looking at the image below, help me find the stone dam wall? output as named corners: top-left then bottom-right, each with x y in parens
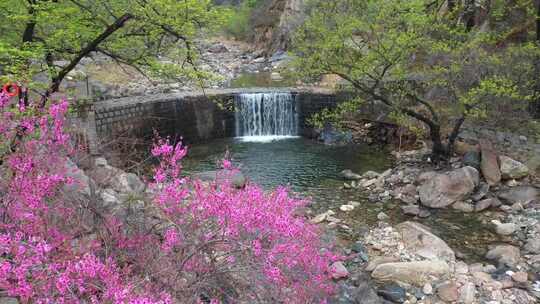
top-left (88, 88), bottom-right (349, 145)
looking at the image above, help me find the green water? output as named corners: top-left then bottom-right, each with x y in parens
top-left (228, 71), bottom-right (297, 88)
top-left (183, 137), bottom-right (498, 262)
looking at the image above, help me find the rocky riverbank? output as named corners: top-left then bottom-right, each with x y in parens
top-left (317, 141), bottom-right (540, 303)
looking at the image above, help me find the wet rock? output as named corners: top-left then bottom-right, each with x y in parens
top-left (486, 245), bottom-right (521, 267)
top-left (499, 155), bottom-right (529, 180)
top-left (480, 141), bottom-right (501, 186)
top-left (418, 166), bottom-right (479, 208)
top-left (232, 172), bottom-right (247, 189)
top-left (335, 280), bottom-right (382, 304)
top-left (475, 197), bottom-right (497, 212)
top-left (377, 284), bottom-right (406, 303)
top-left (340, 204), bottom-right (355, 212)
top-left (463, 151), bottom-right (481, 170)
top-left (453, 201), bottom-right (475, 213)
top-left (330, 261), bottom-right (349, 279)
top-left (396, 221), bottom-right (455, 262)
top-left (371, 260), bottom-right (450, 286)
top-left (437, 281), bottom-right (459, 302)
top-left (401, 205), bottom-right (420, 216)
top-left (524, 238), bottom-right (540, 254)
top-left (491, 220), bottom-right (516, 236)
top-left (472, 182), bottom-right (490, 201)
top-left (310, 210), bottom-right (335, 224)
top-left (498, 186), bottom-right (539, 205)
top-left (340, 169), bottom-right (362, 180)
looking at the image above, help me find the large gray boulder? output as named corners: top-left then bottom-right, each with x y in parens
top-left (396, 221), bottom-right (455, 262)
top-left (418, 166), bottom-right (480, 208)
top-left (480, 141), bottom-right (501, 186)
top-left (371, 260), bottom-right (450, 286)
top-left (498, 186), bottom-right (539, 205)
top-left (485, 245), bottom-right (521, 267)
top-left (499, 155), bottom-right (529, 180)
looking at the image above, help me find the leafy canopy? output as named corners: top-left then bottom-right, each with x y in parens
top-left (293, 0), bottom-right (538, 139)
top-left (0, 0), bottom-right (228, 91)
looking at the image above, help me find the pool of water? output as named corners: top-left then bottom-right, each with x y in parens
top-left (227, 71), bottom-right (297, 88)
top-left (183, 137), bottom-right (498, 262)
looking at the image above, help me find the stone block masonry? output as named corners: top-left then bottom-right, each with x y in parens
top-left (89, 88), bottom-right (346, 145)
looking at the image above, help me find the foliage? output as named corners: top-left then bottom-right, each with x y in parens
top-left (293, 0), bottom-right (539, 158)
top-left (222, 0), bottom-right (261, 40)
top-left (0, 93), bottom-right (337, 302)
top-left (0, 0), bottom-right (228, 94)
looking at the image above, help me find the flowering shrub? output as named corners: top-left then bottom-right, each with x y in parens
top-left (0, 93), bottom-right (337, 303)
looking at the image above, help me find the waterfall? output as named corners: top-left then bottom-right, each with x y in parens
top-left (235, 92), bottom-right (299, 141)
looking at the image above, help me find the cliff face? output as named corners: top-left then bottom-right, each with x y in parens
top-left (250, 0), bottom-right (305, 54)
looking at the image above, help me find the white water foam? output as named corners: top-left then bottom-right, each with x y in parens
top-left (235, 135), bottom-right (300, 143)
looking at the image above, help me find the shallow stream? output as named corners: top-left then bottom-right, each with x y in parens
top-left (183, 137), bottom-right (499, 263)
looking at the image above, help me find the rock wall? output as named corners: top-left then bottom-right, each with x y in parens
top-left (90, 89), bottom-right (344, 144)
top-left (250, 0), bottom-right (305, 54)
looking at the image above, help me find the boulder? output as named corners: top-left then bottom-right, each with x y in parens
top-left (232, 172), bottom-right (247, 189)
top-left (480, 141), bottom-right (501, 186)
top-left (401, 205), bottom-right (420, 216)
top-left (498, 186), bottom-right (539, 205)
top-left (377, 284), bottom-right (406, 303)
top-left (418, 167), bottom-right (480, 208)
top-left (485, 245), bottom-right (520, 267)
top-left (463, 151), bottom-right (481, 170)
top-left (524, 238), bottom-right (540, 254)
top-left (330, 261), bottom-right (349, 279)
top-left (64, 158), bottom-right (92, 196)
top-left (491, 220), bottom-right (516, 236)
top-left (371, 260), bottom-right (450, 286)
top-left (475, 198), bottom-right (499, 212)
top-left (499, 155), bottom-right (529, 180)
top-left (340, 169), bottom-right (362, 180)
top-left (437, 281), bottom-right (459, 302)
top-left (396, 221), bottom-right (455, 262)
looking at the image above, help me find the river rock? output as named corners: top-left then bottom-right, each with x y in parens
top-left (340, 204), bottom-right (355, 212)
top-left (330, 261), bottom-right (349, 279)
top-left (340, 169), bottom-right (362, 180)
top-left (401, 205), bottom-right (420, 216)
top-left (480, 141), bottom-right (501, 186)
top-left (463, 151), bottom-right (481, 170)
top-left (458, 282), bottom-right (476, 304)
top-left (485, 245), bottom-right (520, 267)
top-left (491, 220), bottom-right (516, 236)
top-left (453, 201), bottom-right (475, 213)
top-left (499, 155), bottom-right (529, 179)
top-left (418, 166), bottom-right (479, 208)
top-left (472, 182), bottom-right (490, 201)
top-left (366, 256), bottom-right (400, 272)
top-left (396, 221), bottom-right (455, 261)
top-left (524, 238), bottom-right (540, 254)
top-left (232, 172), bottom-right (247, 189)
top-left (475, 198), bottom-right (497, 212)
top-left (336, 278), bottom-right (383, 304)
top-left (437, 281), bottom-right (459, 302)
top-left (511, 271), bottom-right (528, 283)
top-left (371, 260), bottom-right (450, 286)
top-left (498, 186), bottom-right (539, 205)
top-left (377, 284), bottom-right (406, 303)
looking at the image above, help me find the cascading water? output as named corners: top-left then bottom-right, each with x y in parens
top-left (235, 92), bottom-right (299, 142)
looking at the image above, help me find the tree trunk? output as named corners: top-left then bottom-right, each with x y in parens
top-left (42, 13), bottom-right (133, 105)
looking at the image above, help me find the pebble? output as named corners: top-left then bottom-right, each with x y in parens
top-left (377, 212), bottom-right (389, 221)
top-left (422, 283), bottom-right (433, 295)
top-left (340, 204), bottom-right (355, 212)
